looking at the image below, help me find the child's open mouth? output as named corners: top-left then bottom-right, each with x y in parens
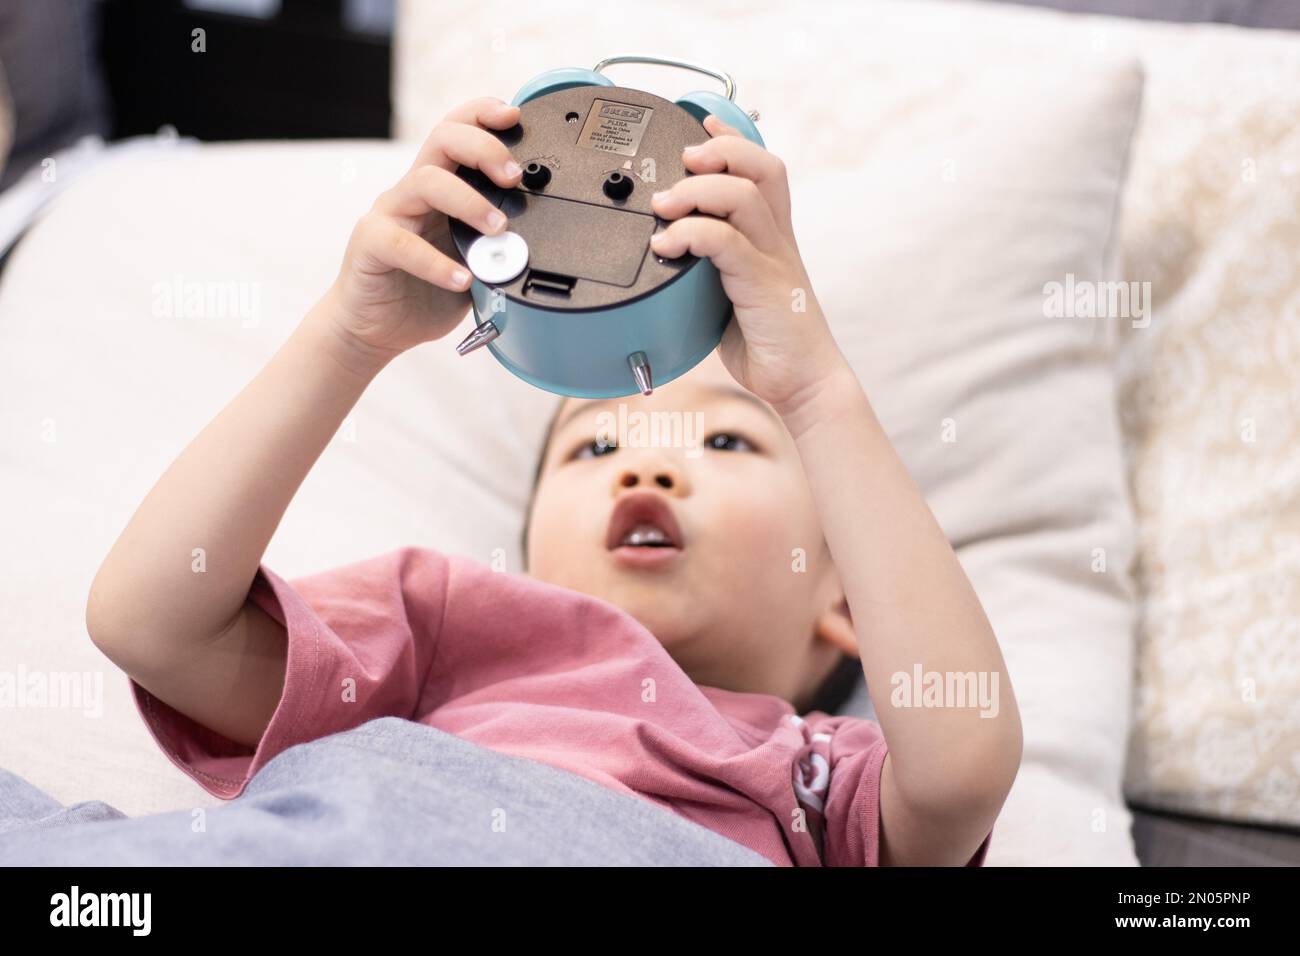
top-left (606, 492), bottom-right (685, 569)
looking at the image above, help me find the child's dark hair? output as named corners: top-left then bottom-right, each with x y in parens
top-left (520, 399), bottom-right (863, 717)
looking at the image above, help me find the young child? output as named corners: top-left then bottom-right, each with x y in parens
top-left (86, 96), bottom-right (1021, 867)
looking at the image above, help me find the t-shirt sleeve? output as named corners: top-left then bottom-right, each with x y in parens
top-left (129, 546), bottom-right (451, 800)
top-left (793, 714), bottom-right (993, 867)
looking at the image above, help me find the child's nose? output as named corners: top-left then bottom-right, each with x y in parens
top-left (614, 458), bottom-right (690, 496)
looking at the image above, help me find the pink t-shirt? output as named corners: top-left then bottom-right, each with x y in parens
top-left (130, 546), bottom-right (992, 867)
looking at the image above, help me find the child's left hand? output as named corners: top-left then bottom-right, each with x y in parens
top-left (649, 114), bottom-right (848, 417)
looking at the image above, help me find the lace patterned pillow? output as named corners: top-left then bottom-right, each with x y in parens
top-left (1115, 24), bottom-right (1300, 827)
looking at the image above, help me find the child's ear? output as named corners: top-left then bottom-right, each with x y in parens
top-left (815, 594), bottom-right (858, 657)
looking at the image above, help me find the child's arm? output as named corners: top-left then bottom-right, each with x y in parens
top-left (86, 96), bottom-right (525, 749)
top-left (87, 303), bottom-right (390, 748)
top-left (651, 114), bottom-right (1022, 865)
top-left (778, 367), bottom-right (1022, 866)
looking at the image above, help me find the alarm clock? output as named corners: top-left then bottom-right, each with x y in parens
top-left (449, 55), bottom-right (765, 398)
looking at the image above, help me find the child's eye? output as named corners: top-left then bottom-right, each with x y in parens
top-left (572, 439), bottom-right (618, 460)
top-left (568, 432), bottom-right (756, 459)
top-left (707, 432), bottom-right (755, 452)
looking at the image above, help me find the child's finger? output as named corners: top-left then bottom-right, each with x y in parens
top-left (356, 213), bottom-right (472, 292)
top-left (682, 136), bottom-right (794, 242)
top-left (377, 164), bottom-right (508, 237)
top-left (446, 96), bottom-right (520, 129)
top-left (441, 95), bottom-right (514, 121)
top-left (415, 121), bottom-right (522, 190)
top-left (651, 174), bottom-right (785, 255)
top-left (703, 113), bottom-right (743, 138)
top-left (650, 215), bottom-right (765, 280)
top-left (411, 100), bottom-right (522, 180)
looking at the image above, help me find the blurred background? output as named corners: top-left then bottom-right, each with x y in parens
top-left (5, 0), bottom-right (1300, 189)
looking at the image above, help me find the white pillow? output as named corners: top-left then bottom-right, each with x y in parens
top-left (0, 139), bottom-right (558, 817)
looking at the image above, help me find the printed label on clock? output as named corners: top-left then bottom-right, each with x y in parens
top-left (576, 99), bottom-right (654, 157)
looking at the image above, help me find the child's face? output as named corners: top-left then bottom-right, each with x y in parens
top-left (525, 350), bottom-right (857, 707)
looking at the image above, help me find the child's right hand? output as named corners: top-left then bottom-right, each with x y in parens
top-left (322, 96), bottom-right (524, 367)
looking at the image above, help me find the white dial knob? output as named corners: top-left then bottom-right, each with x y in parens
top-left (466, 230), bottom-right (529, 284)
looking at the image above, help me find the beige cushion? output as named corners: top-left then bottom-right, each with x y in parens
top-left (1106, 19), bottom-right (1300, 828)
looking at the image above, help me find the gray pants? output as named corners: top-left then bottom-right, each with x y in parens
top-left (0, 716), bottom-right (772, 866)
